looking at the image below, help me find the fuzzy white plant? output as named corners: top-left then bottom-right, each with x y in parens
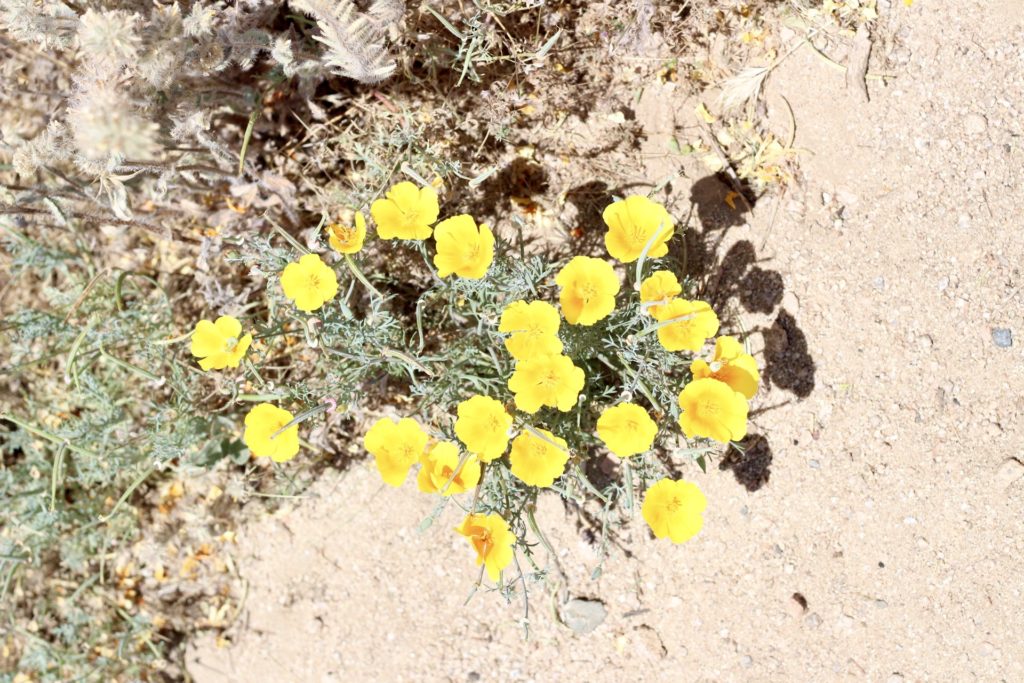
top-left (288, 0), bottom-right (404, 83)
top-left (0, 0), bottom-right (78, 49)
top-left (67, 75), bottom-right (159, 163)
top-left (77, 8), bottom-right (142, 71)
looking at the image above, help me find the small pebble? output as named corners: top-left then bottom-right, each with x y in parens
top-left (937, 276), bottom-right (949, 291)
top-left (740, 655), bottom-right (754, 668)
top-left (872, 276), bottom-right (886, 292)
top-left (804, 613), bottom-right (822, 628)
top-left (809, 459), bottom-right (821, 469)
top-left (964, 112), bottom-right (988, 135)
top-left (875, 600), bottom-right (888, 609)
top-left (996, 458), bottom-right (1024, 488)
top-left (992, 328), bottom-right (1013, 348)
top-left (561, 598), bottom-right (607, 634)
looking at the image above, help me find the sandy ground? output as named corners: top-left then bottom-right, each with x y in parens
top-left (187, 1), bottom-right (1024, 681)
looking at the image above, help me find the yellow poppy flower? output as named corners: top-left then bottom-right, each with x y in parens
top-left (417, 442), bottom-right (480, 495)
top-left (243, 403), bottom-right (300, 462)
top-left (596, 403), bottom-right (658, 457)
top-left (602, 195), bottom-right (674, 263)
top-left (555, 256), bottom-right (621, 326)
top-left (498, 300), bottom-right (563, 360)
top-left (455, 513), bottom-right (516, 582)
top-left (432, 214), bottom-right (494, 279)
top-left (677, 378), bottom-right (748, 443)
top-left (507, 354), bottom-right (585, 414)
top-left (509, 428), bottom-right (569, 487)
top-left (654, 299), bottom-right (720, 352)
top-left (454, 395), bottom-right (513, 462)
top-left (690, 336), bottom-right (760, 399)
top-left (326, 211), bottom-right (366, 254)
top-left (641, 478), bottom-right (707, 543)
top-left (189, 315), bottom-right (252, 371)
top-left (370, 181), bottom-right (439, 240)
top-left (639, 270), bottom-right (682, 318)
top-left (280, 253), bottom-right (339, 313)
top-left (363, 416), bottom-right (429, 486)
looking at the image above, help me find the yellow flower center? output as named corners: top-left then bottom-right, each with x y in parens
top-left (577, 281), bottom-right (598, 302)
top-left (473, 527), bottom-right (493, 555)
top-left (269, 418), bottom-right (288, 441)
top-left (307, 273), bottom-right (322, 291)
top-left (538, 369), bottom-right (562, 389)
top-left (629, 224), bottom-right (649, 244)
top-left (665, 495), bottom-right (683, 513)
top-left (698, 399), bottom-right (719, 416)
top-left (397, 206), bottom-right (420, 227)
top-left (332, 225), bottom-right (355, 245)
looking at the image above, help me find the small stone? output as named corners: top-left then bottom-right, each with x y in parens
top-left (740, 655), bottom-right (754, 668)
top-left (992, 328), bottom-right (1013, 348)
top-left (804, 613), bottom-right (822, 628)
top-left (872, 276), bottom-right (886, 292)
top-left (809, 459), bottom-right (821, 469)
top-left (996, 458), bottom-right (1024, 489)
top-left (781, 291), bottom-right (801, 313)
top-left (937, 276), bottom-right (949, 291)
top-left (836, 190), bottom-right (859, 206)
top-left (918, 334), bottom-right (933, 350)
top-left (467, 673), bottom-right (481, 683)
top-left (561, 598), bottom-right (607, 634)
top-left (964, 113), bottom-right (988, 135)
top-left (633, 625), bottom-right (667, 659)
top-left (875, 600), bottom-right (888, 609)
top-left (887, 676), bottom-right (905, 683)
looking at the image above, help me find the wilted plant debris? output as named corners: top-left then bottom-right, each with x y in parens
top-left (0, 0), bottom-right (842, 679)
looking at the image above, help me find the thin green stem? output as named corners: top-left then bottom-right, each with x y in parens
top-left (344, 254), bottom-right (383, 298)
top-left (573, 464), bottom-right (610, 503)
top-left (244, 358), bottom-right (265, 387)
top-left (236, 393), bottom-right (285, 402)
top-left (1, 414), bottom-right (97, 457)
top-left (381, 348), bottom-right (434, 377)
top-left (98, 344), bottom-right (163, 383)
top-left (622, 459), bottom-right (634, 517)
top-left (271, 401), bottom-right (332, 439)
top-left (267, 216), bottom-right (309, 255)
top-left (99, 466), bottom-right (156, 523)
top-left (50, 443), bottom-right (67, 512)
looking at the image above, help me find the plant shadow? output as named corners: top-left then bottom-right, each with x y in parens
top-left (684, 174), bottom-right (816, 401)
top-left (719, 434), bottom-right (773, 492)
top-left (682, 174), bottom-right (816, 492)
